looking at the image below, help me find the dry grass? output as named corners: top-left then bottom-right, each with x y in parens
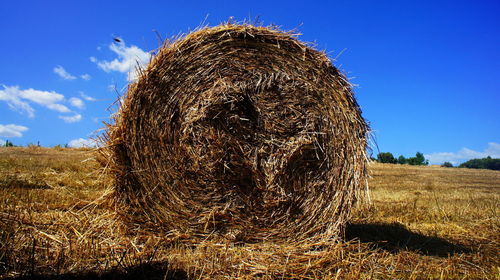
top-left (0, 147), bottom-right (499, 279)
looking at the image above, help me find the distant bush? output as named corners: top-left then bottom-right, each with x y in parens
top-left (407, 152), bottom-right (429, 166)
top-left (459, 156), bottom-right (500, 171)
top-left (3, 140), bottom-right (15, 147)
top-left (441, 162), bottom-right (453, 168)
top-left (397, 155), bottom-right (407, 164)
top-left (377, 152), bottom-right (397, 163)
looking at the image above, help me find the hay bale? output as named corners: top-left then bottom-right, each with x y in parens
top-left (101, 24), bottom-right (368, 242)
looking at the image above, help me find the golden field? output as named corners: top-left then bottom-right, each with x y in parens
top-left (0, 147), bottom-right (498, 279)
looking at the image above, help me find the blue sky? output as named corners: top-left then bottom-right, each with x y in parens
top-left (0, 0), bottom-right (498, 165)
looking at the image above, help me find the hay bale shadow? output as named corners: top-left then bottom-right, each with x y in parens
top-left (3, 262), bottom-right (187, 280)
top-left (345, 222), bottom-right (471, 257)
top-left (0, 177), bottom-right (51, 190)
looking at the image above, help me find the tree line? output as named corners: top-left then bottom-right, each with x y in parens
top-left (2, 140), bottom-right (51, 148)
top-left (457, 156), bottom-right (500, 170)
top-left (373, 152), bottom-right (429, 166)
top-left (373, 151), bottom-right (499, 171)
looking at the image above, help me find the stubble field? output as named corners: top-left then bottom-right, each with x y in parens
top-left (0, 147), bottom-right (498, 279)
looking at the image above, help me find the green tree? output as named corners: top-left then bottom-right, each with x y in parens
top-left (441, 162), bottom-right (453, 168)
top-left (407, 152), bottom-right (429, 166)
top-left (377, 152), bottom-right (397, 164)
top-left (397, 155), bottom-right (407, 164)
top-left (4, 140), bottom-right (14, 147)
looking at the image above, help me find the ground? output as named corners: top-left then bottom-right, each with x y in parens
top-left (0, 147), bottom-right (498, 279)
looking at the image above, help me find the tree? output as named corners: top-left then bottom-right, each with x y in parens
top-left (397, 155), bottom-right (407, 164)
top-left (417, 152), bottom-right (429, 165)
top-left (4, 140), bottom-right (14, 147)
top-left (377, 152), bottom-right (397, 164)
top-left (407, 152), bottom-right (429, 166)
top-left (441, 162), bottom-right (453, 168)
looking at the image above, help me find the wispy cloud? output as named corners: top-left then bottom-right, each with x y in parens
top-left (0, 124), bottom-right (28, 137)
top-left (59, 114), bottom-right (82, 123)
top-left (79, 91), bottom-right (96, 101)
top-left (69, 97), bottom-right (84, 109)
top-left (54, 66), bottom-right (91, 81)
top-left (68, 138), bottom-right (97, 148)
top-left (80, 74), bottom-right (91, 81)
top-left (425, 142), bottom-right (500, 165)
top-left (0, 87), bottom-right (34, 117)
top-left (107, 84), bottom-right (117, 92)
top-left (54, 65), bottom-right (77, 80)
top-left (47, 103), bottom-right (71, 113)
top-left (0, 85), bottom-right (71, 117)
top-left (91, 40), bottom-right (150, 81)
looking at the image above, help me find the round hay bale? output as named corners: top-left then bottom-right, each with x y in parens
top-left (101, 24), bottom-right (368, 242)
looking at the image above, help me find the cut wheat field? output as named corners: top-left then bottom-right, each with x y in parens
top-left (0, 147), bottom-right (498, 279)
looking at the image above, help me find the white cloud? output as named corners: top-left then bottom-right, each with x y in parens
top-left (80, 74), bottom-right (91, 81)
top-left (59, 114), bottom-right (82, 123)
top-left (79, 91), bottom-right (96, 101)
top-left (69, 97), bottom-right (84, 109)
top-left (425, 142), bottom-right (500, 165)
top-left (46, 103), bottom-right (71, 113)
top-left (54, 65), bottom-right (77, 80)
top-left (19, 88), bottom-right (65, 107)
top-left (0, 124), bottom-right (28, 137)
top-left (68, 138), bottom-right (97, 148)
top-left (0, 85), bottom-right (71, 117)
top-left (0, 87), bottom-right (34, 117)
top-left (92, 40), bottom-right (150, 81)
top-left (0, 139), bottom-right (5, 146)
